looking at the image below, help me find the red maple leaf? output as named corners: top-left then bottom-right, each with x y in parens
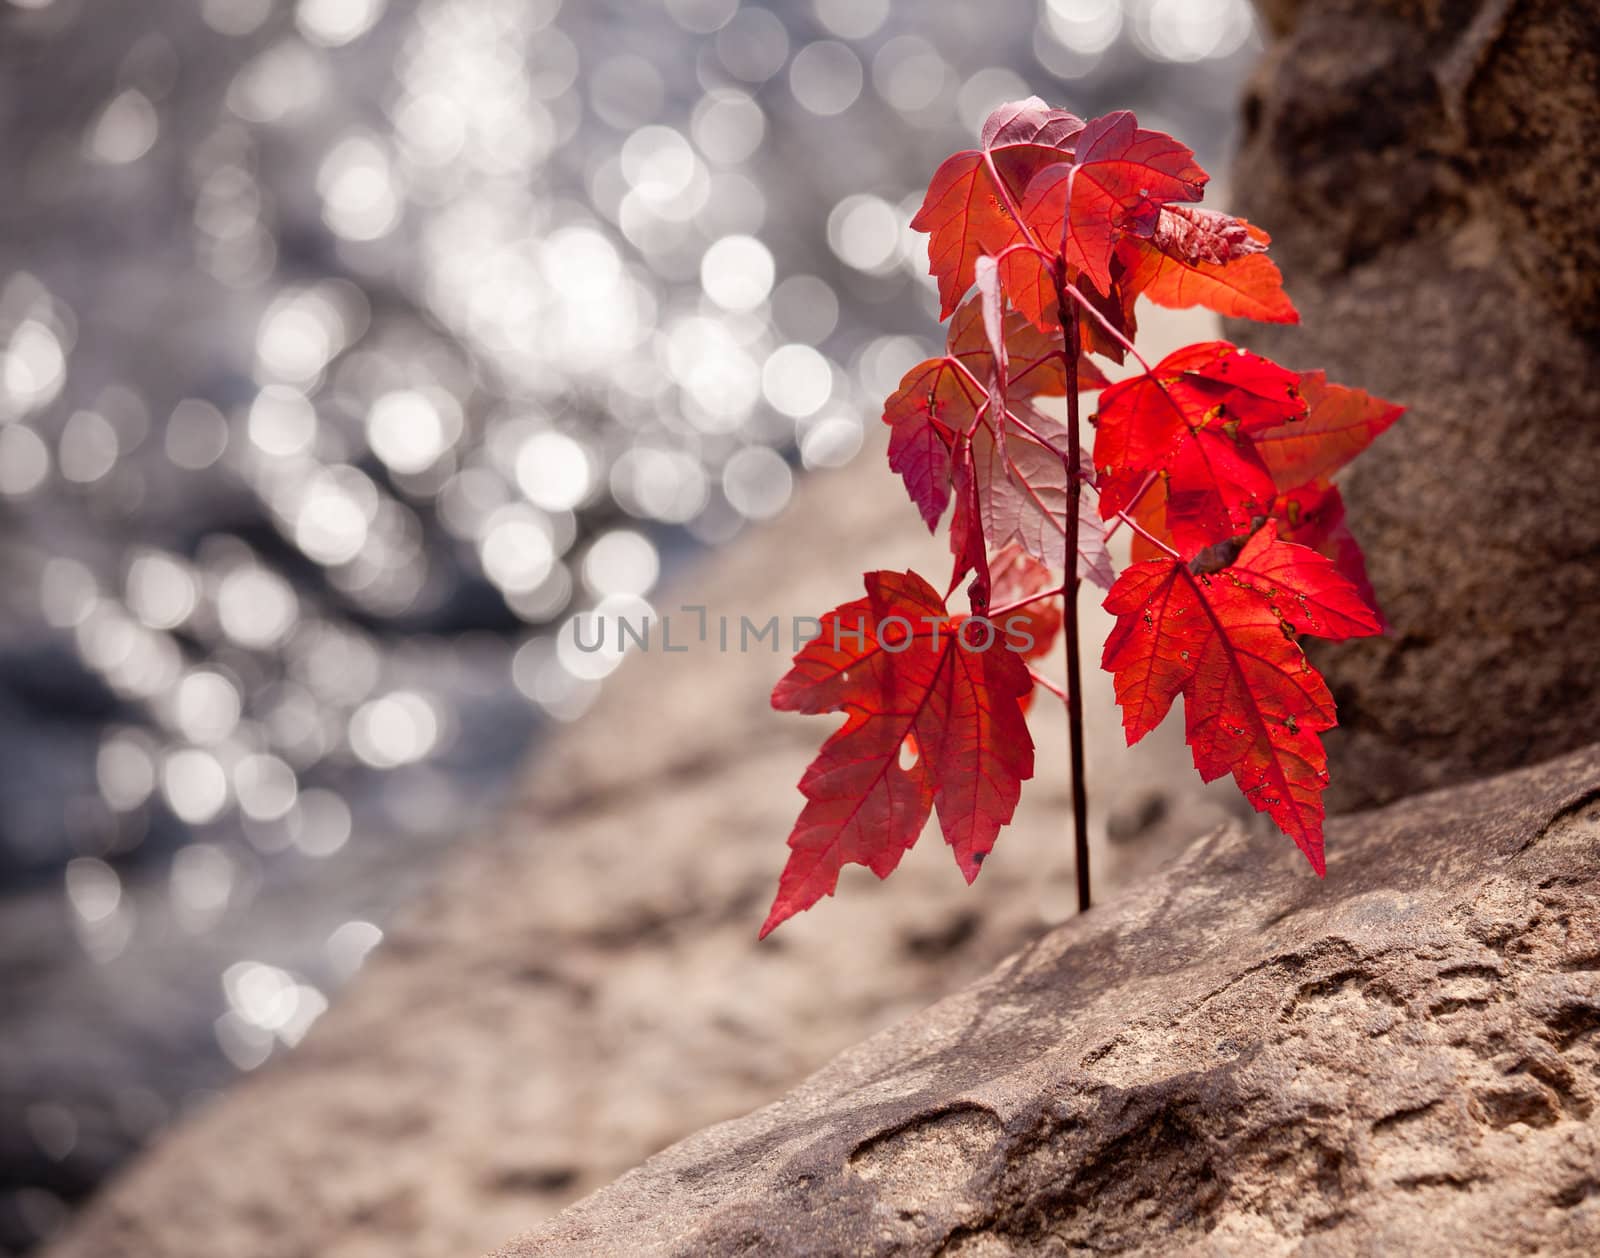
top-left (1255, 370), bottom-right (1405, 491)
top-left (1255, 371), bottom-right (1402, 621)
top-left (1270, 480), bottom-right (1385, 628)
top-left (911, 103), bottom-right (1250, 351)
top-left (948, 442), bottom-right (992, 609)
top-left (885, 293), bottom-right (1099, 530)
top-left (1113, 365), bottom-right (1401, 625)
top-left (909, 99), bottom-right (1085, 321)
top-left (882, 293), bottom-right (1110, 588)
top-left (1019, 111), bottom-right (1208, 297)
top-left (762, 570), bottom-right (1035, 937)
top-left (972, 398), bottom-right (1114, 588)
top-left (1094, 341), bottom-right (1305, 558)
top-left (884, 354), bottom-right (975, 532)
top-left (979, 97), bottom-right (1091, 148)
top-left (1101, 522), bottom-right (1380, 872)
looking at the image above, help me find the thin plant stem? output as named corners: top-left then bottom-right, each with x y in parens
top-left (1113, 509), bottom-right (1182, 559)
top-left (1055, 268), bottom-right (1093, 914)
top-left (1102, 470), bottom-right (1159, 539)
top-left (1028, 667), bottom-right (1068, 702)
top-left (987, 587), bottom-right (1061, 619)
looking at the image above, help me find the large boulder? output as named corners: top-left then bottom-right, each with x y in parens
top-left (502, 744), bottom-right (1600, 1257)
top-left (1228, 0), bottom-right (1600, 809)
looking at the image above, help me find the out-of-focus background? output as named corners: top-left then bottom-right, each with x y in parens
top-left (0, 0), bottom-right (1262, 1250)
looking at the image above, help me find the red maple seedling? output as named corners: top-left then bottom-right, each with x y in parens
top-left (761, 99), bottom-right (1402, 939)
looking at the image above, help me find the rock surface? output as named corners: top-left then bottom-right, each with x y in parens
top-left (502, 744), bottom-right (1600, 1257)
top-left (1228, 0), bottom-right (1600, 809)
top-left (43, 308), bottom-right (1232, 1258)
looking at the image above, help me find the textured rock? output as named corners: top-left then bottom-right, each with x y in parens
top-left (502, 744), bottom-right (1600, 1257)
top-left (42, 309), bottom-right (1228, 1258)
top-left (1228, 0), bottom-right (1600, 809)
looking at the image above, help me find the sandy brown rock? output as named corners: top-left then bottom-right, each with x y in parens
top-left (42, 310), bottom-right (1227, 1258)
top-left (502, 744), bottom-right (1600, 1258)
top-left (1228, 0), bottom-right (1600, 809)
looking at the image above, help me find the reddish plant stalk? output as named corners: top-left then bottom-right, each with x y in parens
top-left (1055, 268), bottom-right (1092, 912)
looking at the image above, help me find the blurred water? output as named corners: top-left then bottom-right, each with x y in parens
top-left (0, 0), bottom-right (1259, 1249)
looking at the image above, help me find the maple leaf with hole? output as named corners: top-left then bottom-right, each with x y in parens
top-left (1095, 341), bottom-right (1305, 559)
top-left (1019, 111), bottom-right (1208, 298)
top-left (762, 570), bottom-right (1034, 938)
top-left (1101, 522), bottom-right (1381, 872)
top-left (1115, 207), bottom-right (1299, 324)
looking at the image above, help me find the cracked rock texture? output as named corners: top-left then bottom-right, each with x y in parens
top-left (504, 745), bottom-right (1600, 1257)
top-left (1228, 0), bottom-right (1600, 809)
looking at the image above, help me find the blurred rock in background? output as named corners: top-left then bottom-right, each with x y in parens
top-left (1230, 0), bottom-right (1600, 810)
